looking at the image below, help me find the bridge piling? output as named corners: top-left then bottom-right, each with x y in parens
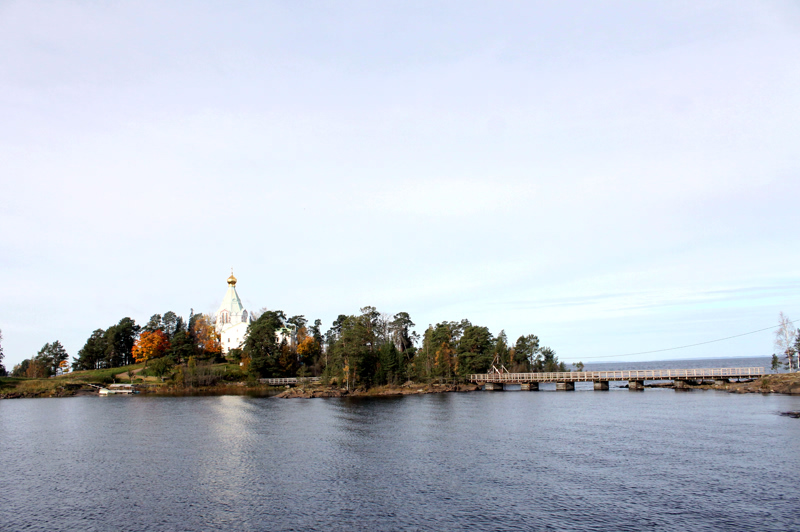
top-left (484, 382), bottom-right (504, 391)
top-left (520, 383), bottom-right (539, 391)
top-left (628, 380), bottom-right (645, 391)
top-left (556, 382), bottom-right (575, 391)
top-left (594, 381), bottom-right (609, 391)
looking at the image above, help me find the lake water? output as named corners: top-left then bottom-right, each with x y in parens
top-left (584, 355), bottom-right (777, 372)
top-left (2, 363), bottom-right (800, 531)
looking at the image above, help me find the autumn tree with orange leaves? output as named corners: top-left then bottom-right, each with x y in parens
top-left (132, 330), bottom-right (170, 366)
top-left (190, 314), bottom-right (221, 358)
top-left (296, 326), bottom-right (319, 368)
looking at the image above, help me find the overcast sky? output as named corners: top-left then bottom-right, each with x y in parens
top-left (2, 1), bottom-right (799, 369)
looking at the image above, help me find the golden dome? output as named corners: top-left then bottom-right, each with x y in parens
top-left (227, 270), bottom-right (237, 286)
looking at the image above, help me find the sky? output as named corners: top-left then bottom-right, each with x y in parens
top-left (1, 1), bottom-right (799, 369)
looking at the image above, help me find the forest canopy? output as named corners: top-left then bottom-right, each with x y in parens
top-left (16, 305), bottom-right (563, 390)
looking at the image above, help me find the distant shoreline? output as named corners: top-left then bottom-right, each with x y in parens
top-left (2, 373), bottom-right (800, 399)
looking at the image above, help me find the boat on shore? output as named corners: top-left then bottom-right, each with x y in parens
top-left (98, 384), bottom-right (137, 395)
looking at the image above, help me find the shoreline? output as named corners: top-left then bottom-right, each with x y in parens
top-left (2, 373), bottom-right (800, 399)
top-left (273, 382), bottom-right (481, 398)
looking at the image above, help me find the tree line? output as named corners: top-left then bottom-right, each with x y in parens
top-left (7, 311), bottom-right (800, 383)
top-left (7, 306), bottom-right (566, 389)
top-left (8, 310), bottom-right (221, 378)
top-left (9, 340), bottom-right (69, 378)
top-left (72, 311), bottom-right (221, 370)
top-left (240, 305), bottom-right (564, 390)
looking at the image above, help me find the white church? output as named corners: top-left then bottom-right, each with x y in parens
top-left (214, 270), bottom-right (296, 354)
top-left (215, 271), bottom-right (254, 353)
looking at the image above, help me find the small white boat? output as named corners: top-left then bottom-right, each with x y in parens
top-left (99, 386), bottom-right (136, 395)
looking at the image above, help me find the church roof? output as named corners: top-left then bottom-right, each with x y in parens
top-left (218, 285), bottom-right (245, 316)
top-left (217, 271), bottom-right (245, 317)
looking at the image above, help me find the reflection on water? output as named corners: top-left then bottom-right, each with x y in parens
top-left (2, 389), bottom-right (800, 531)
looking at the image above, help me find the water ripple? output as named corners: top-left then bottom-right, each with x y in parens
top-left (1, 391), bottom-right (800, 531)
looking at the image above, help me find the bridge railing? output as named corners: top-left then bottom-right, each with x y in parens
top-left (469, 367), bottom-right (765, 383)
top-left (259, 377), bottom-right (321, 386)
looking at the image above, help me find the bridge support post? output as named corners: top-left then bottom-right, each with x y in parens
top-left (556, 382), bottom-right (575, 391)
top-left (628, 380), bottom-right (645, 391)
top-left (520, 383), bottom-right (539, 391)
top-left (593, 381), bottom-right (609, 391)
top-left (673, 379), bottom-right (689, 389)
top-left (484, 382), bottom-right (504, 391)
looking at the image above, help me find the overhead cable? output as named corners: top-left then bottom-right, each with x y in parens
top-left (575, 318), bottom-right (799, 360)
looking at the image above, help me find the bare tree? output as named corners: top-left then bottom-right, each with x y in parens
top-left (0, 328), bottom-right (5, 376)
top-left (774, 312), bottom-right (797, 372)
top-left (378, 312), bottom-right (392, 345)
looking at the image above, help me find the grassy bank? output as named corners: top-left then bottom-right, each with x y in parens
top-left (1, 361), bottom-right (251, 398)
top-left (66, 363), bottom-right (144, 383)
top-left (0, 376), bottom-right (84, 398)
top-left (1, 363), bottom-right (147, 398)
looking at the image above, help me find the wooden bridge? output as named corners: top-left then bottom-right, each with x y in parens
top-left (259, 377), bottom-right (321, 386)
top-left (469, 367), bottom-right (766, 391)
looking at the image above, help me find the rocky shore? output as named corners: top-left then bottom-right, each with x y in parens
top-left (713, 373), bottom-right (800, 395)
top-left (274, 382), bottom-right (481, 399)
